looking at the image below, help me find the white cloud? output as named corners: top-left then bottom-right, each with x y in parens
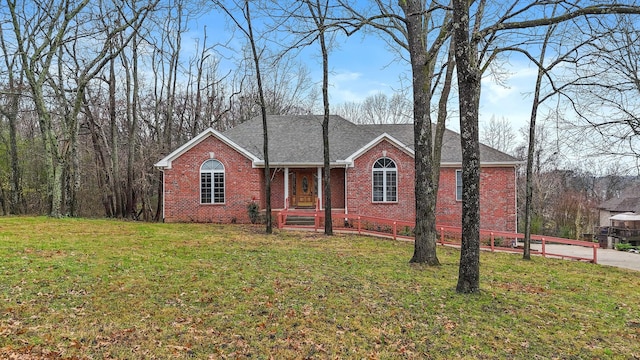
top-left (328, 69), bottom-right (397, 104)
top-left (479, 64), bottom-right (541, 139)
top-left (332, 70), bottom-right (363, 83)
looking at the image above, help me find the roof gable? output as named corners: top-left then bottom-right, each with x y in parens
top-left (343, 133), bottom-right (414, 164)
top-left (154, 128), bottom-right (260, 169)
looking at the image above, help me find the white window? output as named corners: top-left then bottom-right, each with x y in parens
top-left (201, 159), bottom-right (225, 204)
top-left (372, 157), bottom-right (397, 202)
top-left (456, 169), bottom-right (462, 201)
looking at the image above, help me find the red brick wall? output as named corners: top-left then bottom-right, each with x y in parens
top-left (479, 167), bottom-right (517, 232)
top-left (330, 168), bottom-right (346, 208)
top-left (345, 139), bottom-right (516, 232)
top-left (347, 141), bottom-right (416, 221)
top-left (436, 167), bottom-right (517, 232)
top-left (163, 135), bottom-right (517, 231)
top-left (269, 169), bottom-right (285, 209)
top-left (163, 135), bottom-right (262, 223)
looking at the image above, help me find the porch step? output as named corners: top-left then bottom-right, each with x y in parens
top-left (285, 215), bottom-right (316, 226)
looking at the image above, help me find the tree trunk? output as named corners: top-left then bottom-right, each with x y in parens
top-left (66, 123), bottom-right (80, 216)
top-left (524, 18), bottom-right (554, 260)
top-left (8, 117), bottom-right (23, 214)
top-left (6, 89), bottom-right (24, 215)
top-left (126, 32), bottom-right (140, 218)
top-left (453, 0), bottom-right (481, 293)
top-left (432, 43), bottom-right (456, 192)
top-left (109, 54), bottom-right (123, 217)
top-left (316, 0), bottom-right (333, 236)
top-left (401, 0), bottom-right (440, 266)
top-left (242, 0), bottom-right (272, 233)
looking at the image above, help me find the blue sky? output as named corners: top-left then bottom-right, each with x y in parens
top-left (318, 32), bottom-right (539, 136)
top-left (186, 4), bottom-right (541, 141)
top-left (174, 2), bottom-right (640, 172)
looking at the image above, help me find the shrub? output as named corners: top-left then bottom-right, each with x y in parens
top-left (400, 226), bottom-right (414, 236)
top-left (615, 243), bottom-right (635, 252)
top-left (247, 201), bottom-right (259, 224)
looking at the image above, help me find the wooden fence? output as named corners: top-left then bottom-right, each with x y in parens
top-left (277, 209), bottom-right (599, 264)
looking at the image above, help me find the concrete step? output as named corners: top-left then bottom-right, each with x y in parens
top-left (285, 215), bottom-right (316, 226)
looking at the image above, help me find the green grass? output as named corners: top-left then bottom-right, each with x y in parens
top-left (1, 217), bottom-right (639, 359)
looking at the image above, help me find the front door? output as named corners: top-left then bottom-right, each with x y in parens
top-left (290, 170), bottom-right (316, 207)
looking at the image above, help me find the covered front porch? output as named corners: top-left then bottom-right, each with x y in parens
top-left (273, 167), bottom-right (347, 212)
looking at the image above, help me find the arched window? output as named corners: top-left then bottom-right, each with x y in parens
top-left (201, 159), bottom-right (225, 204)
top-left (372, 157), bottom-right (397, 202)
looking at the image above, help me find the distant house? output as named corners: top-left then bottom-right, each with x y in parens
top-left (597, 183), bottom-right (640, 247)
top-left (155, 115), bottom-right (520, 231)
top-left (597, 183), bottom-right (640, 225)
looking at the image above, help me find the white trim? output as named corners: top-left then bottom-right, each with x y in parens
top-left (161, 169), bottom-right (165, 221)
top-left (284, 167), bottom-right (289, 208)
top-left (317, 167), bottom-right (322, 209)
top-left (253, 161), bottom-right (346, 167)
top-left (200, 159), bottom-right (226, 204)
top-left (344, 133), bottom-right (414, 165)
top-left (155, 127), bottom-right (260, 169)
top-left (513, 166), bottom-right (518, 230)
top-left (372, 157), bottom-right (398, 203)
top-left (344, 165), bottom-right (348, 215)
top-left (440, 161), bottom-right (522, 168)
top-left (455, 169), bottom-right (463, 202)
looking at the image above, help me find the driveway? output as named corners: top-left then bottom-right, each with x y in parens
top-left (530, 243), bottom-right (640, 271)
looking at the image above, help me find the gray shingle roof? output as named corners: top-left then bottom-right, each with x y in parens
top-left (221, 115), bottom-right (519, 165)
top-left (598, 183), bottom-right (640, 213)
top-left (359, 124), bottom-right (518, 164)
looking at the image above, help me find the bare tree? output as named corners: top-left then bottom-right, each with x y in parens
top-left (451, 0), bottom-right (640, 293)
top-left (452, 0), bottom-right (481, 293)
top-left (338, 0), bottom-right (456, 266)
top-left (480, 115), bottom-right (516, 155)
top-left (215, 0), bottom-right (273, 233)
top-left (334, 92), bottom-right (412, 124)
top-left (565, 15), bottom-right (640, 163)
top-left (0, 22), bottom-right (25, 214)
top-left (299, 0), bottom-right (334, 235)
top-left (6, 0), bottom-right (155, 217)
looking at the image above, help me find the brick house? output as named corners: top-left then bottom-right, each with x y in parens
top-left (155, 115), bottom-right (520, 231)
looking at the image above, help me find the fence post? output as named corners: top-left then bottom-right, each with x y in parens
top-left (393, 221), bottom-right (397, 240)
top-left (491, 232), bottom-right (495, 252)
top-left (440, 227), bottom-right (444, 245)
top-left (358, 216), bottom-right (361, 235)
top-left (314, 213), bottom-right (318, 232)
top-left (541, 238), bottom-right (546, 258)
top-left (593, 244), bottom-right (598, 264)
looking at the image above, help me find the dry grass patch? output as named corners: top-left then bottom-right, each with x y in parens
top-left (0, 217), bottom-right (639, 359)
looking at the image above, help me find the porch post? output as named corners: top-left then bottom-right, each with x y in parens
top-left (344, 165), bottom-right (348, 215)
top-left (284, 167), bottom-right (289, 209)
top-left (317, 166), bottom-right (322, 209)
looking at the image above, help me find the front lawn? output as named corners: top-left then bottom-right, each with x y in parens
top-left (1, 217), bottom-right (638, 358)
